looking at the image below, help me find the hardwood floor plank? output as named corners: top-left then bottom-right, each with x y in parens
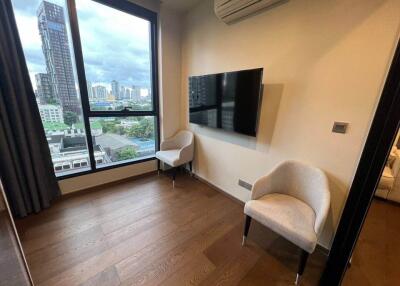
top-left (116, 198), bottom-right (240, 282)
top-left (79, 266), bottom-right (120, 286)
top-left (118, 209), bottom-right (240, 286)
top-left (159, 254), bottom-right (215, 286)
top-left (199, 244), bottom-right (260, 286)
top-left (27, 226), bottom-right (109, 284)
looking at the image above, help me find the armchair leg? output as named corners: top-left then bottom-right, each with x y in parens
top-left (242, 215), bottom-right (252, 246)
top-left (295, 250), bottom-right (309, 285)
top-left (172, 167), bottom-right (177, 188)
top-left (189, 161), bottom-right (193, 176)
top-left (157, 160), bottom-right (161, 176)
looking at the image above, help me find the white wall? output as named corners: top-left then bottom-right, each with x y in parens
top-left (181, 0), bottom-right (400, 248)
top-left (59, 0), bottom-right (184, 194)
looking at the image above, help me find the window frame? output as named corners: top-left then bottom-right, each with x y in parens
top-left (56, 0), bottom-right (160, 180)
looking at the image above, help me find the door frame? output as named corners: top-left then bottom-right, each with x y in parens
top-left (320, 38), bottom-right (400, 285)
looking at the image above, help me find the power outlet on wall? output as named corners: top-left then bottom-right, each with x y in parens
top-left (238, 179), bottom-right (252, 191)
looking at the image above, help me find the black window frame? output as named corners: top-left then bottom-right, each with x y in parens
top-left (56, 0), bottom-right (160, 180)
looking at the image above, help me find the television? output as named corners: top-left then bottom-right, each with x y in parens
top-left (189, 68), bottom-right (263, 137)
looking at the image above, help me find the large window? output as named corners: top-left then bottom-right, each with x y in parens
top-left (11, 0), bottom-right (159, 178)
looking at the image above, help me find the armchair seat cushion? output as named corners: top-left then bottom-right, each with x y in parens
top-left (378, 166), bottom-right (394, 190)
top-left (156, 149), bottom-right (182, 167)
top-left (244, 193), bottom-right (317, 253)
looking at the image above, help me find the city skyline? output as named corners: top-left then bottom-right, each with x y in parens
top-left (12, 0), bottom-right (152, 91)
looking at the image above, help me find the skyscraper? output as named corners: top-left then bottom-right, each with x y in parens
top-left (35, 73), bottom-right (53, 104)
top-left (93, 85), bottom-right (107, 100)
top-left (120, 86), bottom-right (125, 100)
top-left (125, 88), bottom-right (131, 100)
top-left (111, 80), bottom-right (119, 99)
top-left (87, 80), bottom-right (93, 99)
top-left (131, 85), bottom-right (141, 101)
top-left (37, 1), bottom-right (79, 114)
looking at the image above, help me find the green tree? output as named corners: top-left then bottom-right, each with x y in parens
top-left (116, 146), bottom-right (137, 161)
top-left (63, 111), bottom-right (78, 126)
top-left (126, 118), bottom-right (153, 139)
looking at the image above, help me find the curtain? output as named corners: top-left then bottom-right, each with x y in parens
top-left (0, 0), bottom-right (61, 217)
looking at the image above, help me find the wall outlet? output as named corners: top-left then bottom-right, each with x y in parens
top-left (238, 179), bottom-right (252, 191)
top-left (332, 122), bottom-right (349, 134)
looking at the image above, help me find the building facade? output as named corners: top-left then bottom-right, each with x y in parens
top-left (92, 85), bottom-right (107, 100)
top-left (35, 73), bottom-right (53, 104)
top-left (37, 1), bottom-right (80, 114)
top-left (39, 104), bottom-right (64, 123)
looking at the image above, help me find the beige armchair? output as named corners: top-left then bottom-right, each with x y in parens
top-left (243, 160), bottom-right (330, 285)
top-left (156, 130), bottom-right (194, 187)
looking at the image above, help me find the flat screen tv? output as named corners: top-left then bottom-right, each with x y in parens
top-left (189, 68), bottom-right (263, 136)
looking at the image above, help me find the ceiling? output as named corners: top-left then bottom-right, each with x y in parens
top-left (161, 0), bottom-right (201, 12)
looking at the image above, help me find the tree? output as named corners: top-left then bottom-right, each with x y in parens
top-left (116, 146), bottom-right (137, 161)
top-left (63, 111), bottom-right (78, 126)
top-left (126, 118), bottom-right (153, 139)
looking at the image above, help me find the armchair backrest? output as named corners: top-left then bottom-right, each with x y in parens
top-left (173, 130), bottom-right (194, 149)
top-left (252, 160), bottom-right (330, 235)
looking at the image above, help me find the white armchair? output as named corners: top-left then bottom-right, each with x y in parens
top-left (243, 160), bottom-right (330, 285)
top-left (156, 130), bottom-right (194, 187)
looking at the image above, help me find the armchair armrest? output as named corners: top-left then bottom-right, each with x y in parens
top-left (160, 137), bottom-right (178, 151)
top-left (251, 173), bottom-right (275, 200)
top-left (178, 142), bottom-right (194, 163)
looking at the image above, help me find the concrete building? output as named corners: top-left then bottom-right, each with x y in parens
top-left (86, 81), bottom-right (93, 99)
top-left (92, 85), bottom-right (107, 100)
top-left (37, 1), bottom-right (80, 114)
top-left (38, 104), bottom-right (64, 123)
top-left (111, 80), bottom-right (120, 99)
top-left (35, 73), bottom-right (53, 104)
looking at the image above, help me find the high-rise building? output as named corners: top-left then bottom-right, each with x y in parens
top-left (35, 73), bottom-right (54, 104)
top-left (111, 80), bottom-right (120, 99)
top-left (131, 85), bottom-right (141, 101)
top-left (87, 81), bottom-right (93, 99)
top-left (120, 86), bottom-right (125, 100)
top-left (92, 85), bottom-right (107, 100)
top-left (125, 88), bottom-right (131, 100)
top-left (37, 1), bottom-right (79, 114)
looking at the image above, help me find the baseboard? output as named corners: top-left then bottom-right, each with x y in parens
top-left (316, 244), bottom-right (330, 257)
top-left (193, 173), bottom-right (245, 206)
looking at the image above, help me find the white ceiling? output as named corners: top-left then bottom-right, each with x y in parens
top-left (161, 0), bottom-right (201, 12)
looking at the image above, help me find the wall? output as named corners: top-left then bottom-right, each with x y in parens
top-left (59, 0), bottom-right (184, 193)
top-left (159, 6), bottom-right (183, 139)
top-left (181, 0), bottom-right (400, 248)
top-left (58, 160), bottom-right (156, 194)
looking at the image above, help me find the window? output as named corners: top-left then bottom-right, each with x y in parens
top-left (11, 0), bottom-right (159, 178)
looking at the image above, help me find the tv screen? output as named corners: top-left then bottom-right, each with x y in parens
top-left (189, 68), bottom-right (263, 136)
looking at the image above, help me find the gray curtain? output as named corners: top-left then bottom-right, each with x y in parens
top-left (0, 0), bottom-right (61, 217)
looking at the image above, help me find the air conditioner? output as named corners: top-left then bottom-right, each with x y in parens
top-left (214, 0), bottom-right (284, 24)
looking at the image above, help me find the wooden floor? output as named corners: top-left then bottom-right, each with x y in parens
top-left (0, 212), bottom-right (30, 286)
top-left (16, 173), bottom-right (326, 286)
top-left (342, 199), bottom-right (400, 286)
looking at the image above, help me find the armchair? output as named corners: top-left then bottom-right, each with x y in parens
top-left (156, 130), bottom-right (194, 187)
top-left (243, 160), bottom-right (330, 285)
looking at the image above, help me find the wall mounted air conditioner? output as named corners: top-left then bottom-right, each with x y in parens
top-left (214, 0), bottom-right (285, 24)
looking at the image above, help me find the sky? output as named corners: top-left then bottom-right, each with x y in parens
top-left (12, 0), bottom-right (152, 91)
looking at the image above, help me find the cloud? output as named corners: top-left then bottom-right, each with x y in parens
top-left (12, 0), bottom-right (152, 91)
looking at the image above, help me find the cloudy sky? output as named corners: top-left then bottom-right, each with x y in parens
top-left (12, 0), bottom-right (152, 91)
